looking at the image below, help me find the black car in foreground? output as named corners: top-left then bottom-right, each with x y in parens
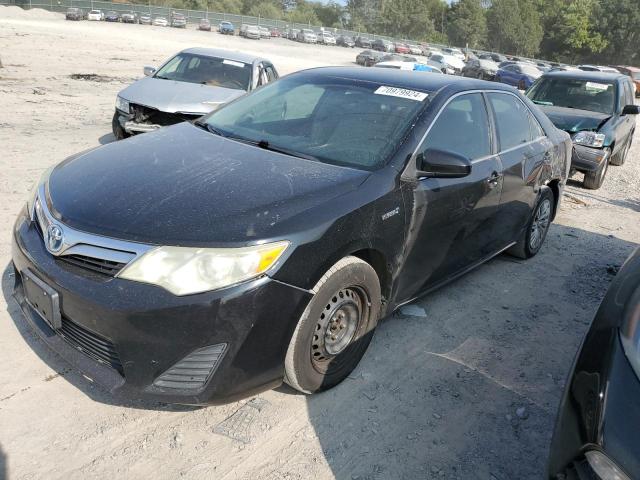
top-left (12, 68), bottom-right (570, 405)
top-left (527, 71), bottom-right (638, 189)
top-left (548, 247), bottom-right (640, 480)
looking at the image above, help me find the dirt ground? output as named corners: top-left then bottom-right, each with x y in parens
top-left (0, 7), bottom-right (639, 480)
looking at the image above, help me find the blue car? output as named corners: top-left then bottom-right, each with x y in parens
top-left (495, 63), bottom-right (542, 90)
top-left (219, 21), bottom-right (234, 35)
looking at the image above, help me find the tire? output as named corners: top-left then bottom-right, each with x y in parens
top-left (507, 188), bottom-right (554, 259)
top-left (583, 156), bottom-right (609, 189)
top-left (284, 256), bottom-right (381, 394)
top-left (518, 79), bottom-right (526, 90)
top-left (112, 111), bottom-right (130, 140)
top-left (609, 134), bottom-right (632, 166)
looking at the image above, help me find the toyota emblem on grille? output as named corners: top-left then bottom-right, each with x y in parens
top-left (46, 224), bottom-right (64, 253)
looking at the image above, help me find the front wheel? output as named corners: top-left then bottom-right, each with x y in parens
top-left (284, 256), bottom-right (381, 394)
top-left (609, 134), bottom-right (632, 166)
top-left (583, 156), bottom-right (609, 189)
top-left (112, 111), bottom-right (130, 140)
top-left (507, 189), bottom-right (554, 259)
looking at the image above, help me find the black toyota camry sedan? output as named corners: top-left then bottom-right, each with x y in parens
top-left (12, 68), bottom-right (571, 405)
top-left (548, 247), bottom-right (640, 480)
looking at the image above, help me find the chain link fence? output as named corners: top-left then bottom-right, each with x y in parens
top-left (1, 0), bottom-right (453, 48)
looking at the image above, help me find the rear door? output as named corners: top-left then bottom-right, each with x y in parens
top-left (486, 92), bottom-right (553, 243)
top-left (396, 92), bottom-right (504, 300)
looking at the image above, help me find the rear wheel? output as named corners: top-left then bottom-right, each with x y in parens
top-left (507, 189), bottom-right (554, 259)
top-left (583, 156), bottom-right (609, 189)
top-left (284, 256), bottom-right (381, 394)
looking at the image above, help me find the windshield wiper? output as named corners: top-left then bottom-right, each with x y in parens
top-left (193, 120), bottom-right (226, 137)
top-left (254, 139), bottom-right (321, 161)
top-left (532, 100), bottom-right (553, 106)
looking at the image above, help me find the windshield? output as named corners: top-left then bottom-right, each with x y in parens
top-left (527, 77), bottom-right (616, 114)
top-left (90, 10), bottom-right (100, 14)
top-left (203, 76), bottom-right (428, 170)
top-left (154, 53), bottom-right (252, 91)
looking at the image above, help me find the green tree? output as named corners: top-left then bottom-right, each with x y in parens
top-left (592, 0), bottom-right (640, 64)
top-left (286, 0), bottom-right (320, 24)
top-left (247, 1), bottom-right (283, 19)
top-left (487, 0), bottom-right (542, 56)
top-left (447, 0), bottom-right (487, 48)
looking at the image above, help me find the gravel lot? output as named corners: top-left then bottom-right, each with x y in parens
top-left (1, 7), bottom-right (639, 480)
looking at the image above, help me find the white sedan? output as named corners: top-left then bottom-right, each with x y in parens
top-left (152, 16), bottom-right (168, 27)
top-left (428, 53), bottom-right (465, 75)
top-left (87, 9), bottom-right (102, 21)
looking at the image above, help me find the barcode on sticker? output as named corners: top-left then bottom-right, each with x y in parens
top-left (374, 86), bottom-right (428, 101)
top-left (223, 59), bottom-right (245, 68)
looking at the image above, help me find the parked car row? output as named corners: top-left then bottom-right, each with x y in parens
top-left (72, 8), bottom-right (187, 27)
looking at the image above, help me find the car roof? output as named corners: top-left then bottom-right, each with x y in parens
top-left (180, 47), bottom-right (266, 64)
top-left (616, 65), bottom-right (640, 72)
top-left (542, 70), bottom-right (627, 82)
top-left (294, 66), bottom-right (513, 93)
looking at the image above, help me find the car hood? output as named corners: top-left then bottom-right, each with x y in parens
top-left (119, 76), bottom-right (246, 115)
top-left (537, 105), bottom-right (610, 133)
top-left (47, 123), bottom-right (369, 245)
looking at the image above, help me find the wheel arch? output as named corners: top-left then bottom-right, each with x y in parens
top-left (546, 179), bottom-right (560, 221)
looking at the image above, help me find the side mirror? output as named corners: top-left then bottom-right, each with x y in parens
top-left (143, 66), bottom-right (156, 77)
top-left (622, 104), bottom-right (640, 115)
top-left (416, 148), bottom-right (472, 178)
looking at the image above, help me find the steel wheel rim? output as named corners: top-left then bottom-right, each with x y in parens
top-left (530, 198), bottom-right (551, 251)
top-left (311, 287), bottom-right (368, 368)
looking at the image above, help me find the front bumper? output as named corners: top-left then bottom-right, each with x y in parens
top-left (11, 210), bottom-right (312, 404)
top-left (114, 107), bottom-right (203, 135)
top-left (570, 145), bottom-right (610, 173)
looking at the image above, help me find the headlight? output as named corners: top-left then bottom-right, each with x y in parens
top-left (573, 131), bottom-right (605, 148)
top-left (115, 96), bottom-right (130, 114)
top-left (118, 241), bottom-right (290, 295)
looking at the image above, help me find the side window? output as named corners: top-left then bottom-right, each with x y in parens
top-left (488, 93), bottom-right (532, 150)
top-left (420, 93), bottom-right (491, 160)
top-left (265, 66), bottom-right (277, 82)
top-left (528, 112), bottom-right (545, 139)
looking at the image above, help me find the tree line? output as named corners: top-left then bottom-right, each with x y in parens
top-left (133, 0), bottom-right (639, 64)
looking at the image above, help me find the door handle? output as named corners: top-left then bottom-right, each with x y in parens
top-left (487, 171), bottom-right (501, 187)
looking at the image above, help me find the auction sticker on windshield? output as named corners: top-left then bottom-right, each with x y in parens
top-left (223, 59), bottom-right (245, 68)
top-left (585, 82), bottom-right (610, 92)
top-left (374, 86), bottom-right (428, 101)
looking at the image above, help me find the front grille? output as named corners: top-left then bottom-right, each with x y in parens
top-left (153, 344), bottom-right (227, 391)
top-left (59, 254), bottom-right (126, 276)
top-left (59, 317), bottom-right (123, 374)
top-left (130, 103), bottom-right (201, 126)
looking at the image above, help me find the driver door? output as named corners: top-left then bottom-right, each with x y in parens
top-left (396, 92), bottom-right (504, 301)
